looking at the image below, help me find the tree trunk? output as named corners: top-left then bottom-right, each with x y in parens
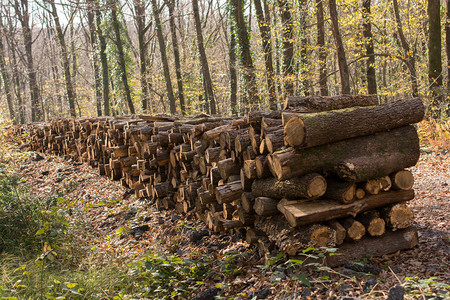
top-left (392, 0), bottom-right (418, 97)
top-left (94, 2), bottom-right (110, 116)
top-left (362, 0), bottom-right (377, 95)
top-left (87, 0), bottom-right (102, 116)
top-left (281, 189), bottom-right (414, 227)
top-left (14, 0), bottom-right (42, 121)
top-left (167, 0), bottom-right (186, 115)
top-left (110, 0), bottom-right (135, 114)
top-left (229, 23), bottom-right (238, 115)
top-left (134, 0), bottom-right (150, 113)
top-left (329, 0), bottom-right (351, 94)
top-left (192, 0), bottom-right (216, 114)
top-left (270, 125), bottom-right (420, 181)
top-left (283, 98), bottom-right (424, 148)
top-left (277, 0), bottom-right (295, 96)
top-left (316, 0), bottom-right (328, 96)
top-left (428, 0), bottom-right (443, 117)
top-left (230, 0), bottom-right (259, 111)
top-left (254, 0), bottom-right (276, 109)
top-left (0, 21), bottom-right (15, 122)
top-left (7, 30), bottom-right (24, 123)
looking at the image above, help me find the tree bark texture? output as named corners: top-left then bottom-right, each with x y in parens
top-left (316, 0), bottom-right (328, 96)
top-left (283, 94), bottom-right (378, 111)
top-left (284, 98), bottom-right (424, 149)
top-left (362, 0), bottom-right (377, 95)
top-left (271, 125), bottom-right (420, 181)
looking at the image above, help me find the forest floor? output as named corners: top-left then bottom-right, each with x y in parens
top-left (1, 140), bottom-right (449, 299)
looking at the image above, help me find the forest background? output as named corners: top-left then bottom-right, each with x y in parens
top-left (0, 0), bottom-right (448, 122)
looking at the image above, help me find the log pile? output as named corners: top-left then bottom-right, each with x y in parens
top-left (12, 96), bottom-right (424, 264)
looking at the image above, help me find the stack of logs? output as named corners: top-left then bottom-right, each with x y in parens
top-left (14, 95), bottom-right (424, 264)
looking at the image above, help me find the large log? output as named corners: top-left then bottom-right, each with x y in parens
top-left (270, 126), bottom-right (420, 181)
top-left (283, 94), bottom-right (378, 111)
top-left (284, 98), bottom-right (424, 148)
top-left (251, 173), bottom-right (327, 199)
top-left (280, 189), bottom-right (414, 227)
top-left (215, 181), bottom-right (243, 204)
top-left (256, 215), bottom-right (336, 256)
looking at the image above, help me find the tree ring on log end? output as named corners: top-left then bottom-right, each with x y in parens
top-left (284, 116), bottom-right (305, 147)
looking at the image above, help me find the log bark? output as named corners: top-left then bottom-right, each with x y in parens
top-left (252, 173), bottom-right (326, 199)
top-left (265, 128), bottom-right (285, 154)
top-left (271, 126), bottom-right (420, 181)
top-left (284, 98), bottom-right (424, 148)
top-left (256, 215), bottom-right (336, 255)
top-left (217, 158), bottom-right (240, 180)
top-left (255, 155), bottom-right (272, 178)
top-left (215, 181), bottom-right (243, 204)
top-left (281, 189), bottom-right (414, 227)
top-left (283, 94), bottom-right (378, 111)
top-left (324, 179), bottom-right (356, 203)
top-left (253, 197), bottom-right (280, 216)
top-left (241, 192), bottom-right (255, 213)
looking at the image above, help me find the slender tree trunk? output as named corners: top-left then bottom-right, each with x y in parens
top-left (94, 2), bottom-right (110, 116)
top-left (151, 0), bottom-right (176, 114)
top-left (7, 31), bottom-right (25, 123)
top-left (230, 0), bottom-right (259, 111)
top-left (13, 0), bottom-right (42, 121)
top-left (316, 0), bottom-right (328, 96)
top-left (277, 0), bottom-right (295, 96)
top-left (362, 0), bottom-right (377, 95)
top-left (167, 0), bottom-right (186, 115)
top-left (0, 21), bottom-right (15, 123)
top-left (192, 0), bottom-right (216, 114)
top-left (392, 0), bottom-right (418, 97)
top-left (87, 0), bottom-right (102, 116)
top-left (134, 0), bottom-right (150, 113)
top-left (46, 0), bottom-right (76, 117)
top-left (69, 9), bottom-right (78, 116)
top-left (447, 0), bottom-right (450, 115)
top-left (299, 0), bottom-right (310, 95)
top-left (254, 0), bottom-right (276, 110)
top-left (428, 0), bottom-right (442, 117)
top-left (329, 0), bottom-right (351, 94)
top-left (110, 0), bottom-right (135, 114)
top-left (229, 23), bottom-right (238, 115)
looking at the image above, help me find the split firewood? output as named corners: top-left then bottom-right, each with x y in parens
top-left (281, 190), bottom-right (415, 227)
top-left (215, 181), bottom-right (243, 204)
top-left (324, 179), bottom-right (356, 203)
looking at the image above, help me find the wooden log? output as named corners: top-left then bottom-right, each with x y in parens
top-left (241, 192), bottom-right (255, 213)
top-left (283, 94), bottom-right (379, 111)
top-left (235, 133), bottom-right (251, 154)
top-left (390, 170), bottom-right (414, 190)
top-left (223, 220), bottom-right (243, 230)
top-left (355, 188), bottom-right (366, 200)
top-left (322, 227), bottom-right (419, 268)
top-left (324, 179), bottom-right (356, 203)
top-left (265, 128), bottom-right (285, 154)
top-left (254, 197), bottom-right (280, 216)
top-left (270, 126), bottom-right (420, 181)
top-left (251, 173), bottom-right (327, 199)
top-left (339, 217), bottom-right (366, 241)
top-left (326, 220), bottom-right (346, 245)
top-left (363, 179), bottom-right (381, 195)
top-left (205, 146), bottom-right (221, 163)
top-left (256, 215), bottom-right (336, 256)
top-left (355, 210), bottom-right (386, 237)
top-left (255, 155), bottom-right (271, 179)
top-left (280, 189), bottom-right (414, 227)
top-left (215, 181), bottom-right (243, 204)
top-left (243, 160), bottom-right (257, 179)
top-left (217, 158), bottom-right (240, 180)
top-left (238, 207), bottom-right (256, 226)
top-left (380, 203), bottom-right (414, 231)
top-left (284, 98), bottom-right (424, 148)
top-left (240, 168), bottom-right (253, 192)
top-left (203, 124), bottom-right (235, 140)
top-left (379, 175), bottom-right (392, 192)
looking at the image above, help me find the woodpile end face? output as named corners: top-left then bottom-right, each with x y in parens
top-left (12, 96), bottom-right (424, 266)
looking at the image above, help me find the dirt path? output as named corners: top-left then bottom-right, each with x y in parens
top-left (16, 150), bottom-right (449, 299)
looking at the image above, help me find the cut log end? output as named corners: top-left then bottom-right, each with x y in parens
top-left (284, 116), bottom-right (305, 147)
